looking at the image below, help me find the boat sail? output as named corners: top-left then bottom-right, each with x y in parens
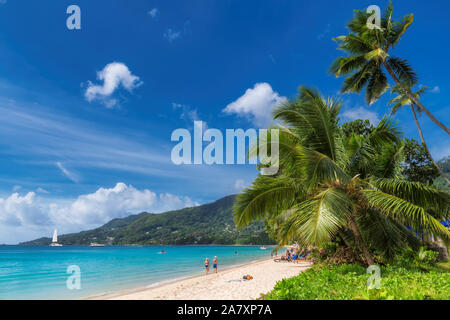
top-left (49, 229), bottom-right (62, 247)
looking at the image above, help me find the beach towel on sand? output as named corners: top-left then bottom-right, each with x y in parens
top-left (227, 275), bottom-right (253, 282)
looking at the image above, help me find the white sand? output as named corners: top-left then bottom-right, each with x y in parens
top-left (89, 259), bottom-right (311, 300)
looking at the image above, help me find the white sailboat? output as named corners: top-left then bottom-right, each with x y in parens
top-left (49, 229), bottom-right (63, 247)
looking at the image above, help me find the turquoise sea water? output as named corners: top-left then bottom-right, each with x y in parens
top-left (0, 245), bottom-right (273, 300)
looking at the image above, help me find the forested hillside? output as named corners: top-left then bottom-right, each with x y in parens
top-left (21, 195), bottom-right (274, 245)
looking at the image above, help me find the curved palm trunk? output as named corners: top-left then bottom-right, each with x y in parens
top-left (410, 105), bottom-right (450, 185)
top-left (348, 216), bottom-right (374, 266)
top-left (383, 61), bottom-right (450, 135)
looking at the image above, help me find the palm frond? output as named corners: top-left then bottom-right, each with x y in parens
top-left (389, 85), bottom-right (428, 116)
top-left (274, 87), bottom-right (341, 161)
top-left (363, 189), bottom-right (450, 240)
top-left (374, 142), bottom-right (404, 178)
top-left (279, 187), bottom-right (352, 245)
top-left (233, 175), bottom-right (305, 229)
top-left (329, 55), bottom-right (367, 76)
top-left (296, 145), bottom-right (351, 190)
top-left (388, 14), bottom-right (414, 48)
top-left (341, 61), bottom-right (376, 94)
top-left (347, 10), bottom-right (371, 34)
top-left (334, 34), bottom-right (373, 54)
top-left (345, 117), bottom-right (400, 177)
top-left (357, 208), bottom-right (420, 259)
top-left (386, 57), bottom-right (418, 86)
top-left (365, 67), bottom-right (389, 105)
top-left (369, 178), bottom-right (450, 218)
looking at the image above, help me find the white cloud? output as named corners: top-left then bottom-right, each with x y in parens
top-left (233, 179), bottom-right (248, 192)
top-left (12, 185), bottom-right (21, 191)
top-left (172, 102), bottom-right (208, 130)
top-left (0, 192), bottom-right (49, 227)
top-left (51, 182), bottom-right (158, 226)
top-left (52, 183), bottom-right (199, 228)
top-left (84, 62), bottom-right (142, 107)
top-left (163, 21), bottom-right (191, 42)
top-left (56, 162), bottom-right (78, 183)
top-left (223, 83), bottom-right (286, 127)
top-left (317, 23), bottom-right (331, 40)
top-left (148, 8), bottom-right (159, 19)
top-left (341, 106), bottom-right (380, 125)
top-left (0, 183), bottom-right (199, 243)
top-left (430, 86), bottom-right (440, 93)
top-left (36, 187), bottom-right (49, 194)
top-left (164, 29), bottom-right (181, 42)
top-left (158, 193), bottom-right (199, 212)
top-left (173, 102), bottom-right (199, 121)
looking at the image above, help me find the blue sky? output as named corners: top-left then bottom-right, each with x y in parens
top-left (0, 0), bottom-right (449, 243)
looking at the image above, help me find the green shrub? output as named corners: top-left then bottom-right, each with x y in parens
top-left (265, 263), bottom-right (450, 300)
top-left (391, 246), bottom-right (439, 270)
top-left (418, 247), bottom-right (439, 265)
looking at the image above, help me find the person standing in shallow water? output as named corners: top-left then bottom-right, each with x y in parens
top-left (212, 256), bottom-right (218, 273)
top-left (204, 258), bottom-right (210, 275)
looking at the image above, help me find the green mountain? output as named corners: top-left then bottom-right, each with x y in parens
top-left (20, 195), bottom-right (275, 246)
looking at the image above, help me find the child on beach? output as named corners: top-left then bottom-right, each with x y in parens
top-left (204, 258), bottom-right (210, 275)
top-left (213, 256), bottom-right (218, 273)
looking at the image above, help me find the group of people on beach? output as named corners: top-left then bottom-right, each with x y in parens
top-left (271, 246), bottom-right (312, 263)
top-left (283, 248), bottom-right (303, 263)
top-left (203, 256), bottom-right (218, 275)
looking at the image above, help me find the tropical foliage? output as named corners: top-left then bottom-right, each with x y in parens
top-left (402, 138), bottom-right (439, 185)
top-left (264, 259), bottom-right (450, 300)
top-left (329, 1), bottom-right (449, 134)
top-left (388, 85), bottom-right (450, 184)
top-left (233, 87), bottom-right (450, 265)
top-left (342, 119), bottom-right (374, 137)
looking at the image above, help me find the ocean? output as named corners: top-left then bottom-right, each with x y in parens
top-left (0, 245), bottom-right (273, 300)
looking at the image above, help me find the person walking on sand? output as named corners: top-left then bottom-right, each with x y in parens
top-left (212, 256), bottom-right (218, 273)
top-left (204, 258), bottom-right (210, 275)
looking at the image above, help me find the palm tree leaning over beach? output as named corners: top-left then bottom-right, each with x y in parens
top-left (388, 85), bottom-right (450, 185)
top-left (329, 1), bottom-right (449, 134)
top-left (233, 87), bottom-right (450, 266)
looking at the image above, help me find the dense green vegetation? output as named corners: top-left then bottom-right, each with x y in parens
top-left (243, 2), bottom-right (450, 301)
top-left (234, 86), bottom-right (449, 266)
top-left (21, 195), bottom-right (275, 246)
top-left (265, 249), bottom-right (449, 300)
top-left (234, 1), bottom-right (449, 265)
top-left (402, 138), bottom-right (439, 185)
top-left (341, 121), bottom-right (445, 187)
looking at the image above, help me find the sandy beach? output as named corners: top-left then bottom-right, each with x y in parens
top-left (89, 259), bottom-right (311, 300)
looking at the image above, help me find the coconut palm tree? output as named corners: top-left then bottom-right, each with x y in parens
top-left (389, 85), bottom-right (450, 184)
top-left (329, 2), bottom-right (449, 134)
top-left (233, 87), bottom-right (450, 265)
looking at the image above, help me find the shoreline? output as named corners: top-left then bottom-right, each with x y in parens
top-left (85, 257), bottom-right (271, 300)
top-left (10, 244), bottom-right (277, 247)
top-left (87, 258), bottom-right (311, 300)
